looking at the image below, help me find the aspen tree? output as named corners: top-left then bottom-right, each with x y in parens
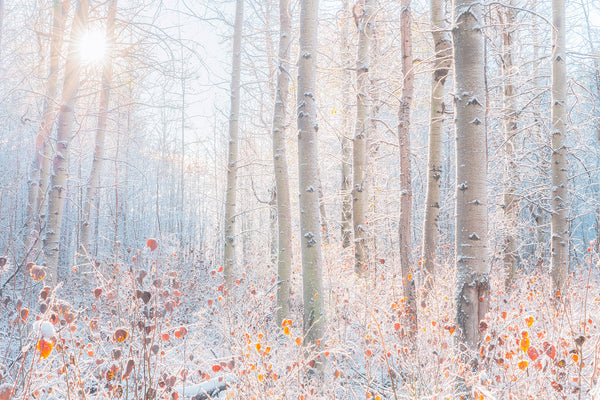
top-left (550, 0), bottom-right (568, 297)
top-left (43, 0), bottom-right (89, 281)
top-left (223, 0), bottom-right (243, 290)
top-left (421, 0), bottom-right (451, 290)
top-left (297, 0), bottom-right (325, 349)
top-left (79, 0), bottom-right (117, 270)
top-left (399, 0), bottom-right (416, 334)
top-left (272, 0), bottom-right (293, 325)
top-left (352, 0), bottom-right (372, 275)
top-left (499, 1), bottom-right (519, 288)
top-left (453, 0), bottom-right (489, 355)
top-left (340, 0), bottom-right (353, 250)
top-left (25, 0), bottom-right (70, 258)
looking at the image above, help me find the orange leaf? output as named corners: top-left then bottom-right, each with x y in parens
top-left (146, 238), bottom-right (158, 251)
top-left (161, 333), bottom-right (170, 341)
top-left (520, 337), bottom-right (530, 353)
top-left (20, 308), bottom-right (29, 322)
top-left (518, 360), bottom-right (528, 370)
top-left (365, 349), bottom-right (372, 357)
top-left (543, 342), bottom-right (556, 359)
top-left (30, 265), bottom-right (47, 281)
top-left (527, 346), bottom-right (539, 361)
top-left (212, 365), bottom-right (221, 372)
top-left (283, 326), bottom-right (290, 336)
top-left (572, 354), bottom-right (579, 363)
top-left (114, 328), bottom-right (128, 343)
top-left (123, 359), bottom-right (135, 379)
top-left (525, 316), bottom-right (534, 327)
top-left (37, 339), bottom-right (53, 359)
top-left (295, 337), bottom-right (302, 346)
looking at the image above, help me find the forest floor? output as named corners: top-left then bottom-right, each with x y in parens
top-left (1, 240), bottom-right (600, 399)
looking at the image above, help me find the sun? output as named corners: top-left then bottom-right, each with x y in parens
top-left (78, 30), bottom-right (107, 64)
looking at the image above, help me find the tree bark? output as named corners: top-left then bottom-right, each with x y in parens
top-left (340, 0), bottom-right (353, 250)
top-left (550, 0), bottom-right (568, 297)
top-left (297, 0), bottom-right (325, 350)
top-left (453, 0), bottom-right (489, 365)
top-left (399, 0), bottom-right (416, 335)
top-left (43, 0), bottom-right (88, 282)
top-left (318, 177), bottom-right (329, 244)
top-left (272, 0), bottom-right (292, 325)
top-left (223, 0), bottom-right (243, 290)
top-left (499, 2), bottom-right (519, 288)
top-left (421, 0), bottom-right (451, 292)
top-left (352, 0), bottom-right (372, 276)
top-left (79, 0), bottom-right (117, 271)
top-left (25, 0), bottom-right (70, 259)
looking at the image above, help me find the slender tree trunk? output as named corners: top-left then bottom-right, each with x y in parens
top-left (352, 0), bottom-right (372, 276)
top-left (340, 0), bottom-right (353, 250)
top-left (453, 0), bottom-right (489, 369)
top-left (367, 15), bottom-right (379, 261)
top-left (421, 0), bottom-right (451, 292)
top-left (25, 0), bottom-right (70, 258)
top-left (223, 0), bottom-right (243, 290)
top-left (273, 0), bottom-right (292, 325)
top-left (43, 0), bottom-right (88, 282)
top-left (529, 0), bottom-right (547, 263)
top-left (297, 0), bottom-right (325, 350)
top-left (550, 0), bottom-right (568, 297)
top-left (0, 0), bottom-right (4, 57)
top-left (499, 3), bottom-right (519, 288)
top-left (399, 0), bottom-right (416, 335)
top-left (318, 178), bottom-right (329, 244)
top-left (79, 0), bottom-right (117, 270)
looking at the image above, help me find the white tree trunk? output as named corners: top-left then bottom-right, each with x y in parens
top-left (79, 0), bottom-right (117, 271)
top-left (500, 2), bottom-right (519, 288)
top-left (453, 0), bottom-right (489, 356)
top-left (297, 0), bottom-right (325, 349)
top-left (43, 0), bottom-right (88, 281)
top-left (399, 0), bottom-right (416, 334)
top-left (223, 0), bottom-right (243, 290)
top-left (340, 0), bottom-right (353, 250)
top-left (273, 0), bottom-right (292, 325)
top-left (550, 0), bottom-right (568, 296)
top-left (421, 0), bottom-right (451, 291)
top-left (25, 0), bottom-right (70, 258)
top-left (352, 0), bottom-right (372, 275)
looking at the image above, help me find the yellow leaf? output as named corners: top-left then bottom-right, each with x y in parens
top-left (518, 360), bottom-right (528, 370)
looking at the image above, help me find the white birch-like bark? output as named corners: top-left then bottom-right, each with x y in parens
top-left (421, 0), bottom-right (451, 290)
top-left (453, 0), bottom-right (489, 353)
top-left (399, 0), bottom-right (416, 334)
top-left (25, 0), bottom-right (70, 257)
top-left (500, 2), bottom-right (519, 288)
top-left (352, 0), bottom-right (371, 275)
top-left (223, 0), bottom-right (243, 290)
top-left (318, 178), bottom-right (329, 244)
top-left (297, 0), bottom-right (325, 348)
top-left (550, 0), bottom-right (568, 296)
top-left (43, 0), bottom-right (88, 281)
top-left (340, 0), bottom-right (353, 250)
top-left (273, 0), bottom-right (292, 325)
top-left (79, 0), bottom-right (117, 269)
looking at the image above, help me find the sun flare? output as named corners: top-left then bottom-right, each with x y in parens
top-left (78, 30), bottom-right (107, 64)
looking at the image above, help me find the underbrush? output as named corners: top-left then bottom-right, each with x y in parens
top-left (1, 241), bottom-right (599, 399)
